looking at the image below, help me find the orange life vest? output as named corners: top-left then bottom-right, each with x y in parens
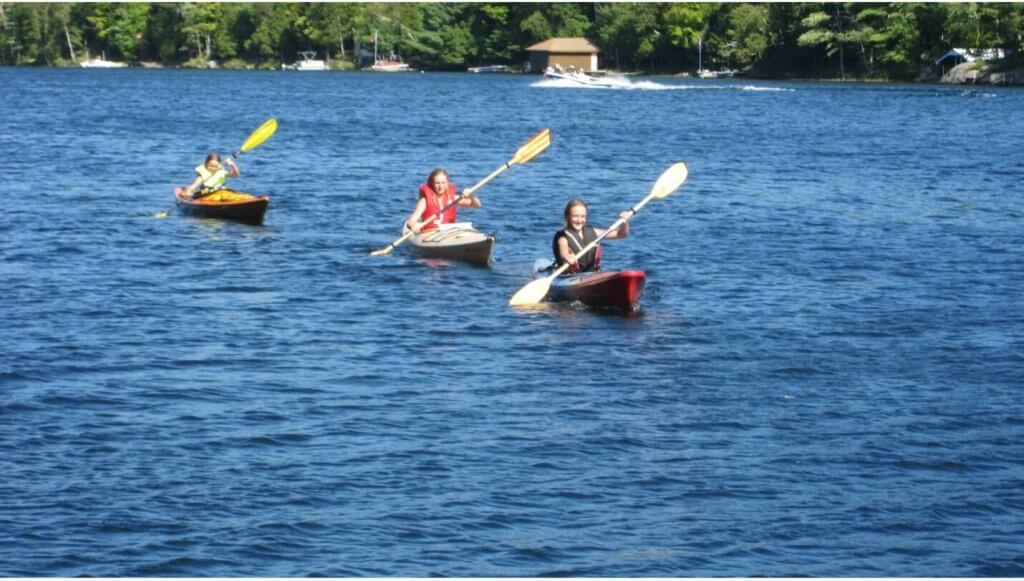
top-left (419, 182), bottom-right (458, 231)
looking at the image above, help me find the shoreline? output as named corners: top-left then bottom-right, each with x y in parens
top-left (6, 62), bottom-right (1023, 87)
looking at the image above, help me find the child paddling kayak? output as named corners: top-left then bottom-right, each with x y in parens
top-left (551, 198), bottom-right (631, 274)
top-left (184, 153), bottom-right (239, 199)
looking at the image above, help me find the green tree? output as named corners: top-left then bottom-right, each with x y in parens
top-left (593, 3), bottom-right (660, 70)
top-left (86, 3), bottom-right (149, 61)
top-left (518, 9), bottom-right (552, 46)
top-left (945, 3), bottom-right (1002, 49)
top-left (727, 3), bottom-right (770, 69)
top-left (476, 4), bottom-right (516, 63)
top-left (544, 3), bottom-right (591, 37)
top-left (797, 3), bottom-right (862, 77)
top-left (246, 3), bottom-right (300, 67)
top-left (181, 2), bottom-right (229, 61)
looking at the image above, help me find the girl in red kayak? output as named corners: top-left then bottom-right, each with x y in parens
top-left (404, 168), bottom-right (481, 233)
top-left (184, 153), bottom-right (239, 198)
top-left (553, 199), bottom-right (631, 273)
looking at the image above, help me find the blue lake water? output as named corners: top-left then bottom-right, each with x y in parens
top-left (1, 68), bottom-right (1023, 576)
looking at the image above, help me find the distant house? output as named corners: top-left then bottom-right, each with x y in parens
top-left (934, 47), bottom-right (1007, 71)
top-left (525, 37), bottom-right (600, 73)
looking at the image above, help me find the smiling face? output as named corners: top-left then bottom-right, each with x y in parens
top-left (566, 204), bottom-right (587, 231)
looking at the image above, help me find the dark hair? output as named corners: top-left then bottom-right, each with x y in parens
top-left (563, 198), bottom-right (588, 227)
top-left (427, 168), bottom-right (449, 184)
top-left (205, 153), bottom-right (222, 164)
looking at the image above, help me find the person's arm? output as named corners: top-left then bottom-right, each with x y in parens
top-left (597, 212), bottom-right (632, 240)
top-left (404, 198), bottom-right (428, 233)
top-left (224, 158), bottom-right (239, 178)
top-left (457, 190), bottom-right (481, 208)
top-left (184, 175), bottom-right (203, 197)
top-left (557, 236), bottom-right (578, 267)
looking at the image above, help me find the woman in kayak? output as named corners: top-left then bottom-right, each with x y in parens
top-left (184, 153), bottom-right (239, 198)
top-left (404, 168), bottom-right (481, 233)
top-left (553, 198), bottom-right (631, 273)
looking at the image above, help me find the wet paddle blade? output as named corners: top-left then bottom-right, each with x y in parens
top-left (510, 128), bottom-right (551, 166)
top-left (508, 276), bottom-right (553, 306)
top-left (240, 119), bottom-right (278, 153)
top-left (651, 162), bottom-right (689, 199)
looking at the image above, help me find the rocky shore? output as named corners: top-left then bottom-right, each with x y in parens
top-left (927, 61), bottom-right (1024, 86)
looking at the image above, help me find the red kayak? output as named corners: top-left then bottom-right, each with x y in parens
top-left (173, 187), bottom-right (268, 225)
top-left (533, 260), bottom-right (646, 310)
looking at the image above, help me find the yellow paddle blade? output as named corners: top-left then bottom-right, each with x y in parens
top-left (508, 276), bottom-right (554, 307)
top-left (651, 162), bottom-right (689, 199)
top-left (510, 128), bottom-right (552, 165)
top-left (240, 118), bottom-right (278, 153)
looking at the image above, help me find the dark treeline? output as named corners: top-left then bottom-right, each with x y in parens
top-left (2, 3), bottom-right (1022, 79)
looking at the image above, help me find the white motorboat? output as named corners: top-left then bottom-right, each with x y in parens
top-left (294, 51), bottom-right (328, 71)
top-left (283, 51), bottom-right (328, 71)
top-left (81, 53), bottom-right (126, 69)
top-left (542, 67), bottom-right (614, 87)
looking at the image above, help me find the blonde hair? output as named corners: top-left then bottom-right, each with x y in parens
top-left (427, 168), bottom-right (450, 185)
top-left (563, 198), bottom-right (588, 227)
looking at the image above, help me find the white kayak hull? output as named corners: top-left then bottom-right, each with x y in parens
top-left (406, 223), bottom-right (494, 266)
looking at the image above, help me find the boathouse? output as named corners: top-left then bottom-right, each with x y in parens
top-left (526, 37), bottom-right (600, 73)
top-left (934, 47), bottom-right (1007, 73)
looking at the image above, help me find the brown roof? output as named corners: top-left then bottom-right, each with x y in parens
top-left (526, 37), bottom-right (600, 54)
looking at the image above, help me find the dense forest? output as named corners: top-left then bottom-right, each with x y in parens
top-left (1, 2), bottom-right (1022, 79)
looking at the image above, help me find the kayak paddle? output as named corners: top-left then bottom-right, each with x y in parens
top-left (370, 128), bottom-right (552, 257)
top-left (508, 161), bottom-right (689, 307)
top-left (156, 118), bottom-right (278, 217)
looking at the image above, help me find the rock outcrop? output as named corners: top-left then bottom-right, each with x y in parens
top-left (940, 62), bottom-right (1024, 85)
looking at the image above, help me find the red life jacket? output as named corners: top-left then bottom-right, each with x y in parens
top-left (419, 183), bottom-right (458, 231)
